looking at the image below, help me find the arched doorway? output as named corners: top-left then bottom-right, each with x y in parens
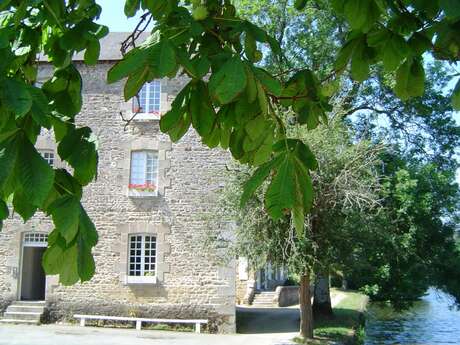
top-left (20, 232), bottom-right (48, 301)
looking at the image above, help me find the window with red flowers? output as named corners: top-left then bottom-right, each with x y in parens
top-left (129, 151), bottom-right (158, 192)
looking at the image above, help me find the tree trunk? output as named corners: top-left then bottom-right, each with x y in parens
top-left (313, 271), bottom-right (333, 318)
top-left (299, 272), bottom-right (314, 339)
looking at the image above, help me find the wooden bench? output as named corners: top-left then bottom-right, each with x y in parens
top-left (73, 314), bottom-right (208, 333)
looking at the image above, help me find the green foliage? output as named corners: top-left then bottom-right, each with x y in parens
top-left (209, 57), bottom-right (247, 105)
top-left (232, 0), bottom-right (460, 311)
top-left (241, 139), bottom-right (316, 234)
top-left (0, 0), bottom-right (106, 284)
top-left (221, 118), bottom-right (382, 276)
top-left (394, 58), bottom-right (425, 100)
top-left (452, 79), bottom-right (460, 110)
top-left (367, 29), bottom-right (409, 72)
top-left (344, 155), bottom-right (460, 308)
top-left (1, 0), bottom-right (460, 286)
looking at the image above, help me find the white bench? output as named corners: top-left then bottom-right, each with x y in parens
top-left (73, 314), bottom-right (208, 333)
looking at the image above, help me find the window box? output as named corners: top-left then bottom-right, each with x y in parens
top-left (127, 188), bottom-right (158, 198)
top-left (131, 111), bottom-right (161, 122)
top-left (125, 275), bottom-right (157, 285)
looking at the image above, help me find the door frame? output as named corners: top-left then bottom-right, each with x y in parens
top-left (18, 232), bottom-right (48, 301)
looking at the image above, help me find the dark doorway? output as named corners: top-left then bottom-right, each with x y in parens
top-left (20, 246), bottom-right (46, 301)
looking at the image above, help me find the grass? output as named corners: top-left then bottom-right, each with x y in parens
top-left (143, 323), bottom-right (194, 332)
top-left (294, 289), bottom-right (368, 345)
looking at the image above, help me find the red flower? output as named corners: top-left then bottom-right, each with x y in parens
top-left (129, 183), bottom-right (157, 191)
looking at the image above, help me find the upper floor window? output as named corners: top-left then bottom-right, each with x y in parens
top-left (133, 81), bottom-right (161, 114)
top-left (128, 234), bottom-right (156, 278)
top-left (40, 150), bottom-right (55, 167)
top-left (129, 151), bottom-right (158, 193)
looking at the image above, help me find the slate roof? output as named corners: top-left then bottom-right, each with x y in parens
top-left (39, 32), bottom-right (150, 62)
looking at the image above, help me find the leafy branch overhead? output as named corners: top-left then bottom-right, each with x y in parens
top-left (1, 0), bottom-right (460, 284)
top-left (0, 0), bottom-right (105, 285)
top-left (107, 10), bottom-right (330, 235)
top-left (109, 0), bottom-right (460, 230)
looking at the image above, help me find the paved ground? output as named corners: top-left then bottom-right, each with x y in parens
top-left (236, 288), bottom-right (346, 334)
top-left (0, 324), bottom-right (297, 345)
top-left (0, 290), bottom-right (348, 345)
top-left (237, 306), bottom-right (300, 334)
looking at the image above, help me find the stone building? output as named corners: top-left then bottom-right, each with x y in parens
top-left (236, 259), bottom-right (291, 307)
top-left (0, 33), bottom-right (235, 333)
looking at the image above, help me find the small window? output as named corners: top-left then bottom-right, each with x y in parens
top-left (129, 151), bottom-right (158, 193)
top-left (40, 150), bottom-right (55, 167)
top-left (128, 234), bottom-right (156, 277)
top-left (23, 232), bottom-right (48, 246)
top-left (133, 81), bottom-right (161, 114)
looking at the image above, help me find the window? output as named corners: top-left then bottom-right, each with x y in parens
top-left (133, 81), bottom-right (161, 114)
top-left (23, 232), bottom-right (48, 246)
top-left (40, 150), bottom-right (55, 167)
top-left (128, 234), bottom-right (156, 278)
top-left (129, 151), bottom-right (158, 194)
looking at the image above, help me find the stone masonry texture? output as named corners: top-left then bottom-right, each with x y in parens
top-left (0, 59), bottom-right (236, 333)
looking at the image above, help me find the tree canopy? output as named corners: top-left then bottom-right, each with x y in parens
top-left (0, 0), bottom-right (459, 286)
top-left (344, 152), bottom-right (460, 309)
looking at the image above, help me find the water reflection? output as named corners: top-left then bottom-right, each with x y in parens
top-left (365, 288), bottom-right (460, 344)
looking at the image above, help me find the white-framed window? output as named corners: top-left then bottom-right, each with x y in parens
top-left (129, 150), bottom-right (159, 196)
top-left (40, 150), bottom-right (55, 167)
top-left (133, 80), bottom-right (161, 114)
top-left (127, 234), bottom-right (157, 284)
top-left (23, 232), bottom-right (48, 247)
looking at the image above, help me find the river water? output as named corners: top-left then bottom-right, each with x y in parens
top-left (364, 289), bottom-right (460, 345)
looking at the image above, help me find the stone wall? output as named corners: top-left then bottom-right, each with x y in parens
top-left (0, 61), bottom-right (236, 333)
top-left (235, 278), bottom-right (247, 305)
top-left (275, 286), bottom-right (300, 307)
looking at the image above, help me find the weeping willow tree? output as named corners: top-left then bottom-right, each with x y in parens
top-left (211, 115), bottom-right (383, 335)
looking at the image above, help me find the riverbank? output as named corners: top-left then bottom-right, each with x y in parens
top-left (295, 289), bottom-right (369, 345)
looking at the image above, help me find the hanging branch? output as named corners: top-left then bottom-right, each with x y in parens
top-left (119, 95), bottom-right (141, 130)
top-left (119, 13), bottom-right (152, 127)
top-left (120, 12), bottom-right (153, 56)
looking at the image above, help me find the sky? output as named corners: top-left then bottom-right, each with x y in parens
top-left (96, 0), bottom-right (147, 32)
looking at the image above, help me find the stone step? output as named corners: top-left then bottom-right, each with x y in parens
top-left (254, 293), bottom-right (276, 296)
top-left (254, 292), bottom-right (276, 295)
top-left (6, 305), bottom-right (45, 313)
top-left (9, 301), bottom-right (46, 307)
top-left (0, 318), bottom-right (39, 325)
top-left (252, 291), bottom-right (277, 307)
top-left (3, 311), bottom-right (42, 321)
top-left (252, 301), bottom-right (276, 304)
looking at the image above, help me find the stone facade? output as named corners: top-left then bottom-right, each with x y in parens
top-left (0, 47), bottom-right (236, 332)
top-left (236, 258), bottom-right (287, 305)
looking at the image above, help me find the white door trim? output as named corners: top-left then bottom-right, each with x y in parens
top-left (18, 232), bottom-right (48, 301)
